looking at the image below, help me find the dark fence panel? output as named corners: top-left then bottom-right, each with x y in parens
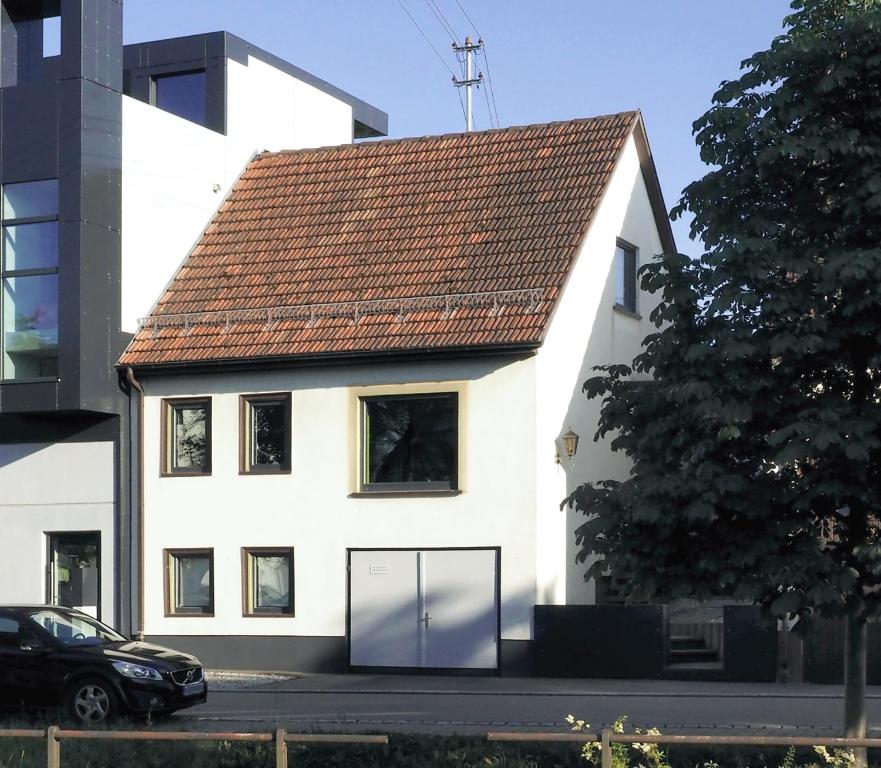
top-left (723, 606), bottom-right (777, 682)
top-left (533, 605), bottom-right (665, 678)
top-left (804, 618), bottom-right (881, 684)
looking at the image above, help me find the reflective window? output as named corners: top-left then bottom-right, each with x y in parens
top-left (614, 242), bottom-right (638, 312)
top-left (28, 609), bottom-right (123, 646)
top-left (43, 16), bottom-right (61, 58)
top-left (168, 550), bottom-right (213, 615)
top-left (153, 70), bottom-right (207, 127)
top-left (2, 274), bottom-right (58, 379)
top-left (2, 179), bottom-right (58, 220)
top-left (242, 394), bottom-right (290, 473)
top-left (164, 399), bottom-right (211, 474)
top-left (243, 549), bottom-right (294, 616)
top-left (1, 179), bottom-right (59, 380)
top-left (4, 222), bottom-right (58, 271)
top-left (362, 393), bottom-right (458, 491)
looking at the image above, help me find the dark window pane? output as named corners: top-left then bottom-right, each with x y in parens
top-left (4, 221), bottom-right (58, 271)
top-left (174, 555), bottom-right (211, 609)
top-left (2, 179), bottom-right (58, 220)
top-left (154, 71), bottom-right (207, 127)
top-left (615, 244), bottom-right (637, 311)
top-left (2, 274), bottom-right (58, 379)
top-left (253, 554), bottom-right (291, 610)
top-left (365, 395), bottom-right (457, 486)
top-left (172, 404), bottom-right (208, 471)
top-left (250, 400), bottom-right (287, 468)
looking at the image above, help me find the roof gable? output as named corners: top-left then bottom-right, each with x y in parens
top-left (120, 112), bottom-right (645, 368)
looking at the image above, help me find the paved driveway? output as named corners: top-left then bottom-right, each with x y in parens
top-left (166, 674), bottom-right (881, 736)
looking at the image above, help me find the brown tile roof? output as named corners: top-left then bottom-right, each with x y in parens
top-left (120, 111), bottom-right (640, 368)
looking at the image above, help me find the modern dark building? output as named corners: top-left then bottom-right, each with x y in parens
top-left (0, 0), bottom-right (385, 635)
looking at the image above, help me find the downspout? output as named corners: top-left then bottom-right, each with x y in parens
top-left (124, 367), bottom-right (146, 641)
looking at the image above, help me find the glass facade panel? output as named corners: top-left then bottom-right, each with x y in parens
top-left (364, 394), bottom-right (457, 488)
top-left (171, 403), bottom-right (209, 472)
top-left (253, 554), bottom-right (291, 610)
top-left (2, 274), bottom-right (58, 379)
top-left (250, 400), bottom-right (287, 469)
top-left (4, 222), bottom-right (58, 271)
top-left (154, 71), bottom-right (207, 127)
top-left (2, 179), bottom-right (58, 220)
top-left (173, 554), bottom-right (212, 611)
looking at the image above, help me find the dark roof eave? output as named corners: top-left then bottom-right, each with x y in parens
top-left (119, 341), bottom-right (541, 377)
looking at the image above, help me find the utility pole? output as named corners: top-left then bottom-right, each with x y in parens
top-left (452, 36), bottom-right (483, 131)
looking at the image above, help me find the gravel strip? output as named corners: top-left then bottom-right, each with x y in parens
top-left (205, 670), bottom-right (298, 691)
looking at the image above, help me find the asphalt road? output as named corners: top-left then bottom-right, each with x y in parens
top-left (165, 675), bottom-right (881, 736)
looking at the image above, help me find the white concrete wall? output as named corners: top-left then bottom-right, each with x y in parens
top-left (140, 356), bottom-right (538, 642)
top-left (0, 441), bottom-right (116, 625)
top-left (120, 55), bottom-right (355, 334)
top-left (534, 131), bottom-right (665, 606)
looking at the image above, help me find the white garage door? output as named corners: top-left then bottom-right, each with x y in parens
top-left (349, 548), bottom-right (499, 670)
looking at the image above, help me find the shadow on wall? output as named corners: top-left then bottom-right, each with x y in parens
top-left (147, 583), bottom-right (539, 675)
top-left (0, 413), bottom-right (116, 462)
top-left (559, 175), bottom-right (657, 604)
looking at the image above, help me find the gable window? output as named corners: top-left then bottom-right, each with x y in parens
top-left (242, 548), bottom-right (294, 616)
top-left (1, 179), bottom-right (59, 381)
top-left (614, 240), bottom-right (638, 313)
top-left (163, 398), bottom-right (211, 475)
top-left (241, 394), bottom-right (291, 474)
top-left (152, 70), bottom-right (207, 127)
top-left (361, 393), bottom-right (458, 491)
top-left (165, 549), bottom-right (214, 616)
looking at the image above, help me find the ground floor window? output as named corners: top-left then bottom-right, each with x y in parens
top-left (166, 549), bottom-right (214, 615)
top-left (242, 548), bottom-right (294, 616)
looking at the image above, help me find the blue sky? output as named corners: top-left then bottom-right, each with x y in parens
top-left (124, 1), bottom-right (795, 256)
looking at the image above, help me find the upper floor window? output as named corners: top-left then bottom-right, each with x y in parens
top-left (614, 240), bottom-right (638, 314)
top-left (163, 398), bottom-right (211, 475)
top-left (241, 393), bottom-right (291, 474)
top-left (1, 179), bottom-right (59, 381)
top-left (152, 70), bottom-right (207, 128)
top-left (361, 393), bottom-right (458, 492)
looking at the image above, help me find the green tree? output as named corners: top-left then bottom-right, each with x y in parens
top-left (567, 0), bottom-right (881, 760)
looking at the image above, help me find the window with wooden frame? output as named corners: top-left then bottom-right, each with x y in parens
top-left (165, 549), bottom-right (214, 616)
top-left (614, 240), bottom-right (638, 313)
top-left (360, 392), bottom-right (458, 492)
top-left (240, 393), bottom-right (291, 474)
top-left (242, 548), bottom-right (294, 616)
top-left (162, 398), bottom-right (211, 475)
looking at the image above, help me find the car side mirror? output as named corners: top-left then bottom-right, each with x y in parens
top-left (20, 636), bottom-right (44, 652)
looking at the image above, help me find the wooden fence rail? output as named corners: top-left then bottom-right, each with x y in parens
top-left (487, 730), bottom-right (881, 768)
top-left (0, 726), bottom-right (387, 768)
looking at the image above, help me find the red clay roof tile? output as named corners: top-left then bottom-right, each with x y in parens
top-left (120, 112), bottom-right (638, 367)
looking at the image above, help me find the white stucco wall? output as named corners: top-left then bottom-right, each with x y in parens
top-left (534, 131), bottom-right (666, 606)
top-left (0, 441), bottom-right (116, 625)
top-left (120, 55), bottom-right (355, 334)
top-left (139, 356), bottom-right (538, 642)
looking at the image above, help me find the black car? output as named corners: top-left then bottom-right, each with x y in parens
top-left (0, 605), bottom-right (207, 725)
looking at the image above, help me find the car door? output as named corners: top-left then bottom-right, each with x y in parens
top-left (0, 611), bottom-right (28, 708)
top-left (0, 611), bottom-right (59, 708)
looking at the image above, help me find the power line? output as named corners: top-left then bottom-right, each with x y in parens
top-left (481, 68), bottom-right (496, 129)
top-left (453, 0), bottom-right (482, 38)
top-left (480, 45), bottom-right (500, 127)
top-left (396, 0), bottom-right (456, 77)
top-left (423, 0), bottom-right (458, 43)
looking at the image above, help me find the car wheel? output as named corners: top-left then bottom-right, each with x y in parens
top-left (65, 678), bottom-right (117, 726)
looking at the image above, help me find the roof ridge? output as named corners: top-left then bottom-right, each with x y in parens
top-left (254, 110), bottom-right (641, 162)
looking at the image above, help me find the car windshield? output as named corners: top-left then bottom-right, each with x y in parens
top-left (27, 609), bottom-right (125, 647)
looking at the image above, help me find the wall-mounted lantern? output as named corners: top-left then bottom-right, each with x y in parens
top-left (562, 427), bottom-right (580, 460)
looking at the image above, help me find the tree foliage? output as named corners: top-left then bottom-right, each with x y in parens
top-left (568, 0), bottom-right (881, 628)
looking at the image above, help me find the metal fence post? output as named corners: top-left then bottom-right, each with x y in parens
top-left (601, 728), bottom-right (612, 768)
top-left (46, 725), bottom-right (60, 768)
top-left (275, 728), bottom-right (288, 768)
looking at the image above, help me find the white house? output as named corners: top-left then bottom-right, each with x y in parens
top-left (119, 111), bottom-right (675, 673)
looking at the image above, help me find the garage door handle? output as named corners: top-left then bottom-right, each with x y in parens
top-left (422, 611), bottom-right (431, 627)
